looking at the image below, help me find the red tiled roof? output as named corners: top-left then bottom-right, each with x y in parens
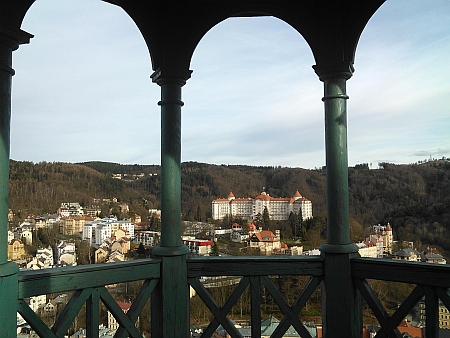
top-left (117, 301), bottom-right (132, 311)
top-left (398, 321), bottom-right (422, 338)
top-left (253, 230), bottom-right (277, 242)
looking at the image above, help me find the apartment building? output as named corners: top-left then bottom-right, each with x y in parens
top-left (60, 215), bottom-right (95, 236)
top-left (82, 217), bottom-right (134, 247)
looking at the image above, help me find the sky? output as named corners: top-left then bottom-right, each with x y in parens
top-left (10, 0), bottom-right (450, 169)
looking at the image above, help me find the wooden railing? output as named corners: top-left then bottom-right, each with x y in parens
top-left (18, 258), bottom-right (161, 338)
top-left (15, 256), bottom-right (450, 338)
top-left (352, 258), bottom-right (450, 338)
top-left (187, 256), bottom-right (324, 338)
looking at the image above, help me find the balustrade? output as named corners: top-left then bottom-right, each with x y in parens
top-left (14, 255), bottom-right (450, 337)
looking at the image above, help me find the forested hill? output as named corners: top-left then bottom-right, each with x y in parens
top-left (8, 160), bottom-right (450, 251)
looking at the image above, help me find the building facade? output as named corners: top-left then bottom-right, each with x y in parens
top-left (182, 238), bottom-right (213, 256)
top-left (7, 239), bottom-right (25, 261)
top-left (60, 215), bottom-right (95, 236)
top-left (212, 190), bottom-right (312, 221)
top-left (82, 217), bottom-right (135, 247)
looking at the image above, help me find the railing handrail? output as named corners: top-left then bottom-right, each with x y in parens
top-left (18, 258), bottom-right (161, 298)
top-left (352, 257), bottom-right (450, 288)
top-left (187, 255), bottom-right (324, 277)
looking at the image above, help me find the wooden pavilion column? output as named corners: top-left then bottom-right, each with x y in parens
top-left (0, 25), bottom-right (32, 337)
top-left (150, 69), bottom-right (191, 338)
top-left (315, 66), bottom-right (361, 338)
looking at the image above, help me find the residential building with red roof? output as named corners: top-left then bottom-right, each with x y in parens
top-left (248, 229), bottom-right (282, 255)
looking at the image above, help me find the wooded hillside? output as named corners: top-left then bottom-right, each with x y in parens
top-left (8, 159), bottom-right (450, 253)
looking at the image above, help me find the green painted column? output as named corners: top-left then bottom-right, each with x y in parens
top-left (151, 70), bottom-right (190, 338)
top-left (316, 70), bottom-right (361, 338)
top-left (323, 75), bottom-right (351, 247)
top-left (157, 78), bottom-right (183, 248)
top-left (0, 36), bottom-right (14, 265)
top-left (0, 27), bottom-right (31, 337)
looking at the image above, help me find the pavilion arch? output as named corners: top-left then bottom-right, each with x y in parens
top-left (12, 1), bottom-right (157, 163)
top-left (183, 16), bottom-right (320, 165)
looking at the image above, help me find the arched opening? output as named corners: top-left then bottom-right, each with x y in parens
top-left (12, 0), bottom-right (159, 165)
top-left (348, 0), bottom-right (450, 167)
top-left (184, 16), bottom-right (323, 168)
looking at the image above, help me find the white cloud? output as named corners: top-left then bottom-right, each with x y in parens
top-left (9, 0), bottom-right (450, 168)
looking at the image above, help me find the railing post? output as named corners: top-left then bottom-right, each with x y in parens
top-left (151, 69), bottom-right (191, 338)
top-left (0, 26), bottom-right (32, 337)
top-left (315, 66), bottom-right (362, 338)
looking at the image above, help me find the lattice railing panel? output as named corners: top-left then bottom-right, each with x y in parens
top-left (352, 257), bottom-right (450, 338)
top-left (187, 256), bottom-right (324, 338)
top-left (18, 258), bottom-right (160, 338)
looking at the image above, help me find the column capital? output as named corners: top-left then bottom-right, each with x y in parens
top-left (312, 62), bottom-right (354, 82)
top-left (151, 67), bottom-right (192, 86)
top-left (0, 26), bottom-right (33, 50)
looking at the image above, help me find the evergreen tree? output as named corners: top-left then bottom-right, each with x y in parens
top-left (262, 206), bottom-right (270, 228)
top-left (289, 211), bottom-right (299, 239)
top-left (210, 242), bottom-right (219, 256)
top-left (254, 213), bottom-right (263, 227)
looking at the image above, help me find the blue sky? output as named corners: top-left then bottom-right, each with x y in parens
top-left (11, 0), bottom-right (450, 169)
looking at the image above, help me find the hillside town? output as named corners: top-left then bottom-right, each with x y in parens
top-left (7, 190), bottom-right (449, 337)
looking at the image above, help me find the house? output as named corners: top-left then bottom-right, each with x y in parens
top-left (56, 241), bottom-right (76, 266)
top-left (7, 209), bottom-right (14, 222)
top-left (422, 247), bottom-right (447, 264)
top-left (248, 229), bottom-right (281, 254)
top-left (108, 302), bottom-right (132, 330)
top-left (183, 238), bottom-right (213, 256)
top-left (84, 205), bottom-right (102, 217)
top-left (26, 246), bottom-right (54, 269)
top-left (356, 241), bottom-right (377, 258)
top-left (94, 235), bottom-right (129, 263)
top-left (392, 248), bottom-right (421, 262)
top-left (397, 320), bottom-right (423, 338)
top-left (45, 215), bottom-right (60, 229)
top-left (372, 224), bottom-right (394, 254)
top-left (34, 217), bottom-right (46, 229)
top-left (7, 239), bottom-right (25, 261)
top-left (15, 228), bottom-right (32, 245)
top-left (58, 202), bottom-right (84, 217)
top-left (366, 234), bottom-right (384, 257)
top-left (42, 300), bottom-right (57, 317)
top-left (25, 294), bottom-right (46, 313)
top-left (95, 246), bottom-right (109, 264)
top-left (106, 250), bottom-right (125, 263)
top-left (231, 230), bottom-right (249, 243)
top-left (7, 230), bottom-right (14, 243)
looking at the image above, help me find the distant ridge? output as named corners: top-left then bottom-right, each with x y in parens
top-left (8, 159), bottom-right (450, 255)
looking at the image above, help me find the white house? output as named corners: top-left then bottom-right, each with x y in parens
top-left (183, 237), bottom-right (213, 256)
top-left (356, 241), bottom-right (377, 258)
top-left (56, 241), bottom-right (76, 266)
top-left (27, 294), bottom-right (46, 313)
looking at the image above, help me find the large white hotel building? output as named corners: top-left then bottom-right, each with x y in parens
top-left (212, 190), bottom-right (313, 221)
